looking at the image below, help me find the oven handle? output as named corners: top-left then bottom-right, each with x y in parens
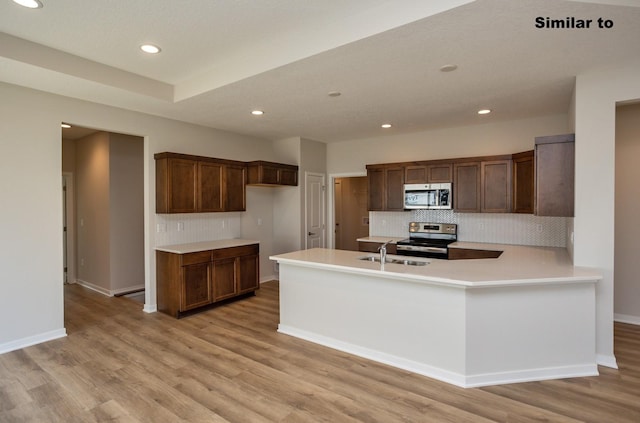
top-left (397, 245), bottom-right (447, 253)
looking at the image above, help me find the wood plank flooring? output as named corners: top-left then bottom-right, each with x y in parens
top-left (1, 281), bottom-right (639, 422)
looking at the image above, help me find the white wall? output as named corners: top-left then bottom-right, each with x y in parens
top-left (574, 59), bottom-right (640, 368)
top-left (75, 132), bottom-right (111, 292)
top-left (614, 103), bottom-right (640, 324)
top-left (0, 84), bottom-right (66, 351)
top-left (109, 133), bottom-right (144, 293)
top-left (327, 114), bottom-right (569, 174)
top-left (0, 82), bottom-right (281, 353)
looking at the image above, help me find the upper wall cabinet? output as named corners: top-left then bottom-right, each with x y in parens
top-left (367, 164), bottom-right (405, 211)
top-left (247, 161), bottom-right (298, 186)
top-left (453, 161), bottom-right (481, 212)
top-left (481, 159), bottom-right (512, 213)
top-left (535, 134), bottom-right (575, 217)
top-left (155, 152), bottom-right (246, 214)
top-left (404, 163), bottom-right (453, 184)
top-left (512, 150), bottom-right (534, 214)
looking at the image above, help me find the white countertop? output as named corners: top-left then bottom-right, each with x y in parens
top-left (270, 244), bottom-right (601, 288)
top-left (357, 236), bottom-right (406, 243)
top-left (156, 239), bottom-right (259, 254)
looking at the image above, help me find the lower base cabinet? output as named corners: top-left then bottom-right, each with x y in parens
top-left (157, 244), bottom-right (259, 318)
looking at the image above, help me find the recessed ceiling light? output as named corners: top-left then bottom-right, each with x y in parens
top-left (328, 91), bottom-right (341, 97)
top-left (440, 64), bottom-right (458, 72)
top-left (13, 0), bottom-right (43, 8)
top-left (61, 123), bottom-right (71, 129)
top-left (381, 123), bottom-right (392, 129)
top-left (477, 109), bottom-right (492, 115)
top-left (140, 44), bottom-right (161, 54)
top-left (251, 110), bottom-right (264, 116)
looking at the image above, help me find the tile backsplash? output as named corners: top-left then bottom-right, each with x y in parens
top-left (370, 210), bottom-right (570, 247)
top-left (155, 213), bottom-right (242, 246)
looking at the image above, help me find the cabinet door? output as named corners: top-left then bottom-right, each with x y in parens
top-left (212, 257), bottom-right (237, 301)
top-left (453, 162), bottom-right (480, 212)
top-left (385, 167), bottom-right (405, 210)
top-left (181, 262), bottom-right (211, 311)
top-left (481, 160), bottom-right (512, 213)
top-left (167, 158), bottom-right (197, 213)
top-left (278, 167), bottom-right (298, 186)
top-left (237, 254), bottom-right (259, 294)
top-left (535, 136), bottom-right (574, 217)
top-left (259, 165), bottom-right (280, 184)
top-left (512, 151), bottom-right (534, 214)
top-left (405, 166), bottom-right (427, 184)
top-left (367, 167), bottom-right (385, 211)
top-left (427, 164), bottom-right (453, 183)
top-left (225, 164), bottom-right (247, 211)
top-left (198, 161), bottom-right (224, 212)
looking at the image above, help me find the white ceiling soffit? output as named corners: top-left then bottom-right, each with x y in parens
top-left (0, 0), bottom-right (474, 103)
top-left (1, 0), bottom-right (640, 142)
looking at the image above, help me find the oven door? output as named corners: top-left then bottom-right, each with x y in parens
top-left (396, 244), bottom-right (449, 259)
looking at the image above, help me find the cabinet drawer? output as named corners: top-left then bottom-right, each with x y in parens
top-left (212, 244), bottom-right (259, 260)
top-left (181, 251), bottom-right (212, 266)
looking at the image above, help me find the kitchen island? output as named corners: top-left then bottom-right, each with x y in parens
top-left (270, 244), bottom-right (601, 388)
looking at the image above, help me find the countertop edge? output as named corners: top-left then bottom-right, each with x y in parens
top-left (156, 239), bottom-right (260, 254)
top-left (270, 248), bottom-right (602, 289)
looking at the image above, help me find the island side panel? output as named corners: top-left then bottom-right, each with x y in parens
top-left (277, 263), bottom-right (468, 386)
top-left (464, 282), bottom-right (598, 387)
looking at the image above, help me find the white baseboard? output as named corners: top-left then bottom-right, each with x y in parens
top-left (597, 353), bottom-right (619, 369)
top-left (277, 324), bottom-right (598, 388)
top-left (0, 328), bottom-right (67, 355)
top-left (614, 313), bottom-right (640, 326)
top-left (260, 275), bottom-right (277, 283)
top-left (143, 304), bottom-right (157, 313)
top-left (112, 284), bottom-right (145, 296)
top-left (76, 279), bottom-right (144, 297)
top-left (75, 279), bottom-right (111, 296)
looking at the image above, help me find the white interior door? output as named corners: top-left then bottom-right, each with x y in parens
top-left (305, 172), bottom-right (326, 249)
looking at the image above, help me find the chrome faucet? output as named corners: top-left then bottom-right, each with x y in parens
top-left (378, 240), bottom-right (392, 265)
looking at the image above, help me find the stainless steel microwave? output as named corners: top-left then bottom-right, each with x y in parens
top-left (403, 183), bottom-right (452, 209)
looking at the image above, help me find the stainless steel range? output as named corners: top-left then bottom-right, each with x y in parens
top-left (396, 222), bottom-right (457, 259)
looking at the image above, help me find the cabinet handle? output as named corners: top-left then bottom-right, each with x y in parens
top-left (308, 232), bottom-right (316, 236)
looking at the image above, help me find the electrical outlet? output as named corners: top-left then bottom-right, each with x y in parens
top-left (478, 223), bottom-right (485, 230)
top-left (156, 223), bottom-right (166, 232)
top-left (177, 222), bottom-right (184, 231)
top-left (536, 224), bottom-right (543, 233)
top-left (257, 218), bottom-right (263, 226)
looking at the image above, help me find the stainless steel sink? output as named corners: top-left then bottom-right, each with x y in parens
top-left (358, 256), bottom-right (428, 266)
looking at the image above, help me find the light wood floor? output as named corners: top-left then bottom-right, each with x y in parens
top-left (1, 281), bottom-right (639, 422)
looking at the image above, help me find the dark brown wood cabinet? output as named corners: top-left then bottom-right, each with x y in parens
top-left (155, 152), bottom-right (246, 213)
top-left (535, 134), bottom-right (575, 217)
top-left (157, 243), bottom-right (259, 318)
top-left (481, 159), bottom-right (512, 213)
top-left (405, 163), bottom-right (452, 184)
top-left (453, 162), bottom-right (481, 212)
top-left (367, 165), bottom-right (405, 211)
top-left (247, 161), bottom-right (298, 186)
top-left (512, 150), bottom-right (534, 214)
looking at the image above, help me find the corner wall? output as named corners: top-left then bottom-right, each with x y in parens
top-left (614, 103), bottom-right (640, 324)
top-left (574, 59), bottom-right (640, 367)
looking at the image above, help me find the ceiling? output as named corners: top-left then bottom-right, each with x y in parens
top-left (1, 0), bottom-right (639, 143)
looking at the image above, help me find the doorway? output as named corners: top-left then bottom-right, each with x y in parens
top-left (62, 126), bottom-right (144, 299)
top-left (334, 176), bottom-right (369, 251)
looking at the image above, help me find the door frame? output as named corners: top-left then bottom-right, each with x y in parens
top-left (304, 172), bottom-right (327, 249)
top-left (62, 172), bottom-right (76, 285)
top-left (327, 172), bottom-right (367, 249)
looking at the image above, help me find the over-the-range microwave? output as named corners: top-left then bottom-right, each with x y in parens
top-left (403, 183), bottom-right (452, 209)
